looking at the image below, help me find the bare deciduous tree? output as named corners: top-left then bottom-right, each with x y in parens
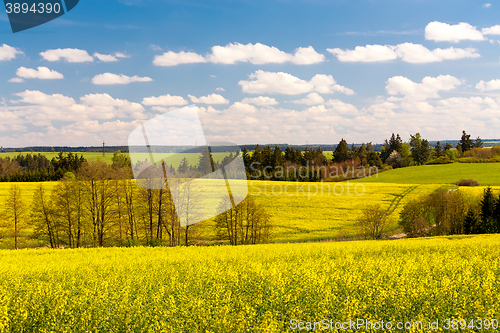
top-left (358, 204), bottom-right (389, 240)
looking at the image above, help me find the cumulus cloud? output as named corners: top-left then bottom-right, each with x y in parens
top-left (476, 79), bottom-right (500, 91)
top-left (0, 44), bottom-right (24, 61)
top-left (289, 92), bottom-right (325, 105)
top-left (188, 93), bottom-right (229, 104)
top-left (310, 74), bottom-right (355, 94)
top-left (216, 87), bottom-right (225, 92)
top-left (238, 70), bottom-right (354, 95)
top-left (483, 3), bottom-right (492, 8)
top-left (16, 67), bottom-right (64, 80)
top-left (425, 21), bottom-right (485, 42)
top-left (91, 73), bottom-right (153, 85)
top-left (8, 78), bottom-right (25, 83)
top-left (482, 25), bottom-right (500, 35)
top-left (153, 51), bottom-right (207, 66)
top-left (328, 45), bottom-right (398, 62)
top-left (40, 48), bottom-right (94, 62)
top-left (153, 43), bottom-right (325, 66)
top-left (80, 93), bottom-right (145, 118)
top-left (13, 90), bottom-right (75, 107)
top-left (93, 52), bottom-right (129, 62)
top-left (386, 75), bottom-right (462, 101)
top-left (141, 94), bottom-right (188, 106)
top-left (241, 96), bottom-right (279, 106)
top-left (208, 43), bottom-right (325, 65)
top-left (328, 43), bottom-right (480, 63)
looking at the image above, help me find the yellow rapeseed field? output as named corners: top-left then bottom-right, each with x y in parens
top-left (0, 234), bottom-right (499, 332)
top-left (0, 180), bottom-right (441, 246)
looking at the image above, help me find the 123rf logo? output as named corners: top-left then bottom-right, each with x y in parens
top-left (4, 0), bottom-right (79, 33)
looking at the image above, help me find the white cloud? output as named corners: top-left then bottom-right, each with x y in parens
top-left (310, 74), bottom-right (355, 94)
top-left (291, 46), bottom-right (327, 65)
top-left (239, 70), bottom-right (313, 95)
top-left (13, 90), bottom-right (75, 107)
top-left (239, 70), bottom-right (354, 95)
top-left (425, 21), bottom-right (485, 42)
top-left (476, 79), bottom-right (500, 91)
top-left (241, 96), bottom-right (279, 106)
top-left (9, 78), bottom-right (25, 83)
top-left (93, 52), bottom-right (129, 62)
top-left (153, 51), bottom-right (207, 66)
top-left (150, 44), bottom-right (162, 51)
top-left (289, 92), bottom-right (325, 105)
top-left (208, 43), bottom-right (325, 65)
top-left (141, 94), bottom-right (188, 106)
top-left (483, 3), bottom-right (492, 8)
top-left (216, 87), bottom-right (225, 92)
top-left (151, 106), bottom-right (180, 113)
top-left (325, 99), bottom-right (359, 115)
top-left (40, 48), bottom-right (94, 62)
top-left (328, 45), bottom-right (398, 62)
top-left (91, 73), bottom-right (153, 85)
top-left (482, 25), bottom-right (500, 35)
top-left (386, 75), bottom-right (462, 101)
top-left (328, 43), bottom-right (480, 63)
top-left (188, 94), bottom-right (229, 104)
top-left (79, 93), bottom-right (145, 118)
top-left (153, 43), bottom-right (325, 66)
top-left (395, 43), bottom-right (480, 63)
top-left (16, 66), bottom-right (64, 80)
top-left (0, 44), bottom-right (24, 61)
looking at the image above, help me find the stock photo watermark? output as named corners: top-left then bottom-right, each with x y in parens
top-left (290, 318), bottom-right (500, 331)
top-left (4, 0), bottom-right (79, 33)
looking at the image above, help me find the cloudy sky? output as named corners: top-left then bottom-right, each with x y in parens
top-left (1, 0), bottom-right (500, 147)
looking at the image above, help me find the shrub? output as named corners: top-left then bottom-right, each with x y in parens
top-left (427, 156), bottom-right (453, 165)
top-left (357, 204), bottom-right (389, 239)
top-left (452, 179), bottom-right (480, 187)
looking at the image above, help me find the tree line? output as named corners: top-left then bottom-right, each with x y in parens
top-left (0, 151), bottom-right (86, 182)
top-left (399, 187), bottom-right (500, 237)
top-left (0, 154), bottom-right (271, 250)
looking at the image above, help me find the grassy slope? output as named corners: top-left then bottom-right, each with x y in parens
top-left (353, 162), bottom-right (500, 186)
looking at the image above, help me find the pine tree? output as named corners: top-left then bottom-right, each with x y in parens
top-left (480, 187), bottom-right (496, 233)
top-left (493, 193), bottom-right (500, 233)
top-left (421, 139), bottom-right (431, 164)
top-left (241, 146), bottom-right (251, 167)
top-left (333, 139), bottom-right (350, 163)
top-left (271, 146), bottom-right (284, 168)
top-left (435, 141), bottom-right (443, 158)
top-left (460, 130), bottom-right (473, 152)
top-left (464, 208), bottom-right (480, 234)
top-left (252, 144), bottom-right (262, 165)
top-left (197, 147), bottom-right (214, 174)
top-left (178, 157), bottom-right (189, 174)
top-left (474, 136), bottom-right (483, 148)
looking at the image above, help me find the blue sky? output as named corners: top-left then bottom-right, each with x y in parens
top-left (1, 0), bottom-right (500, 147)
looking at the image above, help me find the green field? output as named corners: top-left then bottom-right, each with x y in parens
top-left (354, 162), bottom-right (500, 186)
top-left (0, 152), bottom-right (116, 164)
top-left (0, 152), bottom-right (232, 167)
top-left (0, 235), bottom-right (499, 332)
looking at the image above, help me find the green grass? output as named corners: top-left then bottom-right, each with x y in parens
top-left (0, 152), bottom-right (230, 167)
top-left (354, 162), bottom-right (500, 186)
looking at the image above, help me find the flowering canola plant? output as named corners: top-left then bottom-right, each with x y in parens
top-left (0, 234), bottom-right (499, 332)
